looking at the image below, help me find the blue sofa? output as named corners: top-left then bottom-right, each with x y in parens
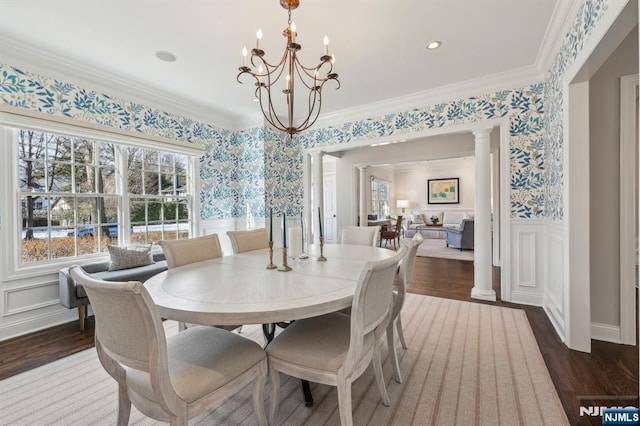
top-left (446, 219), bottom-right (474, 251)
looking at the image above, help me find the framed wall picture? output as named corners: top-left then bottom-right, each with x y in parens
top-left (427, 178), bottom-right (459, 204)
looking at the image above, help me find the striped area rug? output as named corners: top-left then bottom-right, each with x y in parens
top-left (1, 294), bottom-right (568, 425)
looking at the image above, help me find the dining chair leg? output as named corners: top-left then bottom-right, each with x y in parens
top-left (337, 379), bottom-right (354, 426)
top-left (387, 322), bottom-right (402, 383)
top-left (252, 362), bottom-right (268, 426)
top-left (116, 381), bottom-right (131, 426)
top-left (396, 315), bottom-right (407, 349)
top-left (269, 368), bottom-right (281, 425)
top-left (372, 343), bottom-right (391, 406)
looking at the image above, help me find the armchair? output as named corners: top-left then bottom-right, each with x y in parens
top-left (446, 219), bottom-right (474, 251)
top-left (380, 216), bottom-right (403, 249)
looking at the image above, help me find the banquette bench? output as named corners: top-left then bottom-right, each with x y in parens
top-left (59, 250), bottom-right (167, 330)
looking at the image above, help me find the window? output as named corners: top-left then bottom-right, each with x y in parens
top-left (128, 148), bottom-right (190, 244)
top-left (14, 128), bottom-right (195, 266)
top-left (370, 179), bottom-right (390, 219)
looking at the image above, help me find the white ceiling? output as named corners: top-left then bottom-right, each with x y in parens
top-left (0, 0), bottom-right (567, 129)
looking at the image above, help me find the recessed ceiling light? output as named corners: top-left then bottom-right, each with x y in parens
top-left (426, 41), bottom-right (441, 50)
top-left (155, 51), bottom-right (177, 62)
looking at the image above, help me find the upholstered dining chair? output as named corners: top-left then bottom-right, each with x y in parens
top-left (387, 233), bottom-right (423, 383)
top-left (159, 234), bottom-right (238, 332)
top-left (380, 216), bottom-right (403, 249)
top-left (339, 225), bottom-right (381, 247)
top-left (69, 266), bottom-right (268, 426)
top-left (267, 246), bottom-right (408, 426)
top-left (159, 234), bottom-right (223, 269)
top-left (226, 228), bottom-right (269, 254)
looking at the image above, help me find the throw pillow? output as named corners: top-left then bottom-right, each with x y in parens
top-left (108, 244), bottom-right (154, 271)
top-left (410, 213), bottom-right (424, 224)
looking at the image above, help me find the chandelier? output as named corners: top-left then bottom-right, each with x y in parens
top-left (237, 0), bottom-right (340, 136)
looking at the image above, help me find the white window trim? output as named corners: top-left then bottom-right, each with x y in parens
top-left (0, 113), bottom-right (202, 281)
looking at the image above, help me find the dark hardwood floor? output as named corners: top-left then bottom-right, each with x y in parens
top-left (0, 256), bottom-right (637, 425)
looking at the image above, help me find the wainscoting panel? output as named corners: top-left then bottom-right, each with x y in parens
top-left (509, 220), bottom-right (544, 306)
top-left (543, 220), bottom-right (566, 342)
top-left (4, 280), bottom-right (59, 316)
top-left (0, 274), bottom-right (77, 341)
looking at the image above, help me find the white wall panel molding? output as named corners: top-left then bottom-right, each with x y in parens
top-left (4, 280), bottom-right (59, 316)
top-left (544, 220), bottom-right (566, 342)
top-left (509, 220), bottom-right (544, 306)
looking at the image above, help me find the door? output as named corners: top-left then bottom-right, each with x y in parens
top-left (323, 174), bottom-right (337, 243)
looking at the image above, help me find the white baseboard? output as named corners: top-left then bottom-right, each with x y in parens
top-left (590, 322), bottom-right (621, 344)
top-left (0, 309), bottom-right (77, 341)
top-left (509, 290), bottom-right (543, 306)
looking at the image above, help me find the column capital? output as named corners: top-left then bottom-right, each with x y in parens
top-left (472, 127), bottom-right (492, 138)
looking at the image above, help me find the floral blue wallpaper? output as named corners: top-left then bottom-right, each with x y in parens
top-left (0, 64), bottom-right (258, 220)
top-left (289, 85), bottom-right (546, 218)
top-left (543, 0), bottom-right (610, 221)
top-left (0, 0), bottom-right (615, 221)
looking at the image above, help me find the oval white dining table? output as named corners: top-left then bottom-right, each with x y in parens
top-left (144, 243), bottom-right (396, 326)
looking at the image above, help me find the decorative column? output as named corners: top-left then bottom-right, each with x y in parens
top-left (359, 166), bottom-right (367, 227)
top-left (472, 128), bottom-right (496, 301)
top-left (312, 151), bottom-right (324, 243)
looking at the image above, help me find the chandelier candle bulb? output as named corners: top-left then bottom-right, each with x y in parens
top-left (290, 21), bottom-right (296, 43)
top-left (242, 46), bottom-right (248, 67)
top-left (323, 35), bottom-right (329, 55)
top-left (289, 227), bottom-right (302, 258)
top-left (256, 28), bottom-right (262, 49)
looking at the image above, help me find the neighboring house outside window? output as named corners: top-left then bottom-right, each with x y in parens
top-left (14, 128), bottom-right (194, 266)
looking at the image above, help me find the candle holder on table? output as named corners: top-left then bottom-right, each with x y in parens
top-left (317, 236), bottom-right (327, 261)
top-left (266, 241), bottom-right (277, 269)
top-left (278, 247), bottom-right (293, 272)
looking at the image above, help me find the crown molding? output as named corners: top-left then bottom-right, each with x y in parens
top-left (310, 65), bottom-right (543, 130)
top-left (0, 36), bottom-right (238, 131)
top-left (535, 0), bottom-right (583, 76)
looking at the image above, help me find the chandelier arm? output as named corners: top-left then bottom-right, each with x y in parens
top-left (291, 60), bottom-right (317, 91)
top-left (256, 80), bottom-right (291, 133)
top-left (299, 87), bottom-right (322, 130)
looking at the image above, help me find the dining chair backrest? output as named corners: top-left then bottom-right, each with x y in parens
top-left (69, 265), bottom-right (269, 426)
top-left (69, 266), bottom-right (164, 372)
top-left (227, 228), bottom-right (270, 254)
top-left (346, 245), bottom-right (407, 367)
top-left (340, 226), bottom-right (380, 247)
top-left (159, 234), bottom-right (223, 268)
top-left (396, 233), bottom-right (423, 311)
